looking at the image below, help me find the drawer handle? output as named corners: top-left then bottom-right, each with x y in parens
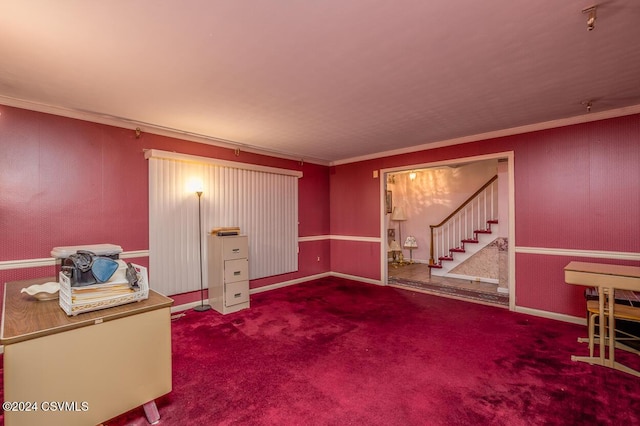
top-left (234, 293), bottom-right (242, 298)
top-left (233, 271), bottom-right (241, 276)
top-left (232, 248), bottom-right (240, 253)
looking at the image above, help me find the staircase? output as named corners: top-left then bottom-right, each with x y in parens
top-left (429, 175), bottom-right (499, 277)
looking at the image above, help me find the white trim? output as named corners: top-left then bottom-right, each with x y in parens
top-left (0, 95), bottom-right (329, 166)
top-left (515, 246), bottom-right (640, 261)
top-left (328, 235), bottom-right (381, 243)
top-left (333, 104), bottom-right (640, 166)
top-left (0, 257), bottom-right (55, 270)
top-left (251, 273), bottom-right (331, 294)
top-left (170, 300), bottom-right (205, 314)
top-left (330, 272), bottom-right (384, 286)
top-left (299, 235), bottom-right (381, 243)
top-left (120, 250), bottom-right (150, 259)
top-left (380, 152), bottom-right (515, 175)
top-left (514, 306), bottom-right (586, 326)
top-left (298, 236), bottom-right (328, 242)
top-left (507, 153), bottom-right (516, 311)
top-left (445, 273), bottom-right (499, 285)
top-left (0, 250), bottom-right (150, 271)
top-left (169, 273), bottom-right (332, 312)
top-left (144, 149), bottom-right (303, 178)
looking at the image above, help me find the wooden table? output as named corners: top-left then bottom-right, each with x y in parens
top-left (1, 277), bottom-right (173, 426)
top-left (564, 261), bottom-right (640, 377)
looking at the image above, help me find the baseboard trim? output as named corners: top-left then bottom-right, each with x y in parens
top-left (445, 273), bottom-right (499, 285)
top-left (329, 272), bottom-right (384, 286)
top-left (250, 273), bottom-right (332, 294)
top-left (514, 306), bottom-right (586, 326)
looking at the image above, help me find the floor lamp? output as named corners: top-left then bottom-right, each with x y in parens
top-left (194, 190), bottom-right (211, 312)
top-left (391, 206), bottom-right (407, 265)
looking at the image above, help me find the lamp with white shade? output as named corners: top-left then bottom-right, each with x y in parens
top-left (404, 236), bottom-right (418, 264)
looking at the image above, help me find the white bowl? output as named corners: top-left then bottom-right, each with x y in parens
top-left (21, 282), bottom-right (60, 301)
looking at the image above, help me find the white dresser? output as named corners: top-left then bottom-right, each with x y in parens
top-left (207, 234), bottom-right (250, 314)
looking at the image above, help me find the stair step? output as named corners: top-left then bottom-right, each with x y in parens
top-left (474, 229), bottom-right (492, 234)
top-left (461, 239), bottom-right (479, 243)
top-left (439, 256), bottom-right (454, 261)
top-left (487, 219), bottom-right (499, 224)
top-left (450, 248), bottom-right (466, 253)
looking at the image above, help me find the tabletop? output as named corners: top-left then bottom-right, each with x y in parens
top-left (1, 277), bottom-right (173, 345)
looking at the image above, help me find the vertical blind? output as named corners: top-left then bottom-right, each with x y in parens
top-left (147, 150), bottom-right (300, 296)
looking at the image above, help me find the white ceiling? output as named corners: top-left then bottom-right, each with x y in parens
top-left (1, 1), bottom-right (640, 165)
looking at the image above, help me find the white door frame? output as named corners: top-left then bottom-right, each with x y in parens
top-left (379, 151), bottom-right (516, 311)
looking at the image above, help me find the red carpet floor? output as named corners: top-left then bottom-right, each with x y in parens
top-left (4, 277), bottom-right (640, 425)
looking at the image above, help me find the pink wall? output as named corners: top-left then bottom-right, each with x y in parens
top-left (330, 114), bottom-right (640, 317)
top-left (2, 104), bottom-right (639, 318)
top-left (0, 105), bottom-right (330, 302)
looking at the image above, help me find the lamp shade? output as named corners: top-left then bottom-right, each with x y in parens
top-left (404, 236), bottom-right (418, 248)
top-left (389, 240), bottom-right (401, 251)
top-left (391, 206), bottom-right (406, 221)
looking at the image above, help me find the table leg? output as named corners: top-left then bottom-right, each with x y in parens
top-left (599, 290), bottom-right (605, 363)
top-left (143, 400), bottom-right (161, 425)
top-left (608, 289), bottom-right (615, 366)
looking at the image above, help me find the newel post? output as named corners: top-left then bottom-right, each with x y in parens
top-left (429, 225), bottom-right (436, 265)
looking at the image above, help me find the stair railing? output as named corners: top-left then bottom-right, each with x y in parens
top-left (429, 175), bottom-right (498, 266)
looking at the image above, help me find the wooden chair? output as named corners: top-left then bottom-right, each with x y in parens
top-left (583, 299), bottom-right (640, 357)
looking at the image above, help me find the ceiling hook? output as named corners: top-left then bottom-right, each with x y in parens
top-left (583, 5), bottom-right (597, 31)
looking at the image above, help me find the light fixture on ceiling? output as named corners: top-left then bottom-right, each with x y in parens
top-left (583, 5), bottom-right (597, 31)
top-left (409, 171), bottom-right (417, 181)
top-left (581, 100), bottom-right (593, 113)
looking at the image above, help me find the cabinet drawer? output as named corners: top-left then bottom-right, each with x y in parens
top-left (225, 281), bottom-right (249, 306)
top-left (222, 237), bottom-right (248, 260)
top-left (224, 258), bottom-right (248, 283)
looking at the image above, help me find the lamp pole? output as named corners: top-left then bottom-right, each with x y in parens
top-left (194, 190), bottom-right (211, 312)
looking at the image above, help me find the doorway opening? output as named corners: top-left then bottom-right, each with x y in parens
top-left (380, 152), bottom-right (515, 310)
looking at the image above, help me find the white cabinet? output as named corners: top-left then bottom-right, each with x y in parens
top-left (208, 235), bottom-right (250, 314)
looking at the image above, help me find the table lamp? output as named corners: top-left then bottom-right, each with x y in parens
top-left (404, 236), bottom-right (418, 264)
